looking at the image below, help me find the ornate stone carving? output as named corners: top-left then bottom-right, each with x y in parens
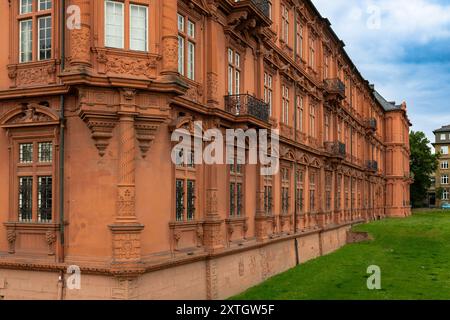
top-left (70, 27), bottom-right (91, 64)
top-left (8, 104), bottom-right (53, 124)
top-left (134, 118), bottom-right (164, 158)
top-left (162, 36), bottom-right (178, 73)
top-left (80, 112), bottom-right (117, 157)
top-left (12, 62), bottom-right (57, 87)
top-left (109, 225), bottom-right (144, 263)
top-left (196, 225), bottom-right (204, 247)
top-left (103, 55), bottom-right (156, 78)
top-left (206, 72), bottom-right (218, 104)
top-left (7, 230), bottom-right (16, 254)
top-left (45, 230), bottom-right (57, 256)
top-left (117, 187), bottom-right (136, 218)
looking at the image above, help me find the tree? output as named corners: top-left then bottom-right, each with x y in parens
top-left (410, 131), bottom-right (439, 207)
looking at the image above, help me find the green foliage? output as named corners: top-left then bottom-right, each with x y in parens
top-left (231, 210), bottom-right (450, 300)
top-left (410, 131), bottom-right (439, 207)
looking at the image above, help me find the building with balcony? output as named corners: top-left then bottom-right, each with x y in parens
top-left (0, 0), bottom-right (412, 299)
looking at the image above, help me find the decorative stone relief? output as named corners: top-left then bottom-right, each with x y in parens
top-left (80, 112), bottom-right (117, 157)
top-left (7, 230), bottom-right (16, 254)
top-left (45, 230), bottom-right (57, 256)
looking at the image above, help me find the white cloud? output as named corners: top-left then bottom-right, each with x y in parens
top-left (311, 0), bottom-right (450, 144)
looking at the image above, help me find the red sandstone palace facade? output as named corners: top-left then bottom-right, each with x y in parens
top-left (0, 0), bottom-right (411, 299)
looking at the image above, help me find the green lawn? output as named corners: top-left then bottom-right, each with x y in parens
top-left (231, 210), bottom-right (450, 300)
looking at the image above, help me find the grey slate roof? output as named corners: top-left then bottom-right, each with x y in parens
top-left (433, 125), bottom-right (450, 133)
top-left (373, 90), bottom-right (401, 111)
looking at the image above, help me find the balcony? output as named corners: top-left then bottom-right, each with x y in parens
top-left (325, 141), bottom-right (346, 159)
top-left (366, 160), bottom-right (378, 172)
top-left (324, 78), bottom-right (346, 101)
top-left (224, 94), bottom-right (270, 122)
top-left (233, 0), bottom-right (271, 18)
top-left (366, 118), bottom-right (377, 132)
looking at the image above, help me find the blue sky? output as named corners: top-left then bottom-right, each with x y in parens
top-left (311, 0), bottom-right (450, 147)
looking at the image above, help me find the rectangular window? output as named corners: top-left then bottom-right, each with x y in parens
top-left (296, 96), bottom-right (303, 131)
top-left (309, 38), bottom-right (315, 68)
top-left (228, 49), bottom-right (241, 95)
top-left (441, 175), bottom-right (449, 185)
top-left (296, 21), bottom-right (303, 57)
top-left (19, 177), bottom-right (33, 222)
top-left (281, 5), bottom-right (289, 44)
top-left (187, 180), bottom-right (195, 221)
top-left (175, 179), bottom-right (184, 221)
top-left (38, 16), bottom-right (52, 60)
top-left (39, 0), bottom-right (52, 11)
top-left (442, 161), bottom-right (449, 170)
top-left (38, 176), bottom-right (52, 222)
top-left (187, 41), bottom-right (195, 80)
top-left (264, 185), bottom-right (273, 215)
top-left (38, 142), bottom-right (52, 162)
top-left (130, 4), bottom-right (148, 51)
top-left (324, 113), bottom-right (330, 141)
top-left (229, 156), bottom-right (244, 217)
top-left (20, 19), bottom-right (33, 63)
top-left (105, 0), bottom-right (124, 49)
top-left (20, 0), bottom-right (33, 14)
top-left (178, 35), bottom-right (185, 75)
top-left (309, 104), bottom-right (316, 138)
top-left (19, 143), bottom-right (33, 163)
top-left (230, 182), bottom-right (235, 216)
top-left (443, 189), bottom-right (449, 200)
top-left (264, 73), bottom-right (273, 116)
top-left (282, 85), bottom-right (289, 125)
top-left (441, 134), bottom-right (446, 140)
top-left (178, 14), bottom-right (196, 80)
top-left (442, 146), bottom-right (449, 155)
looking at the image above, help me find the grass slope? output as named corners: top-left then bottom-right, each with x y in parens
top-left (231, 210), bottom-right (450, 300)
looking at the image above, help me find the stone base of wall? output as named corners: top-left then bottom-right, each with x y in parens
top-left (0, 224), bottom-right (356, 300)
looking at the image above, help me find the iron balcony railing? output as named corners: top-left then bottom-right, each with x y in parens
top-left (366, 160), bottom-right (378, 172)
top-left (224, 94), bottom-right (270, 122)
top-left (366, 118), bottom-right (377, 131)
top-left (324, 78), bottom-right (346, 99)
top-left (234, 0), bottom-right (271, 18)
top-left (325, 141), bottom-right (346, 158)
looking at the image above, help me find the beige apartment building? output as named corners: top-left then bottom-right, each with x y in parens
top-left (431, 126), bottom-right (450, 207)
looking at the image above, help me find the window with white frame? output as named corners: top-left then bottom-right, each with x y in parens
top-left (20, 0), bottom-right (33, 14)
top-left (443, 189), bottom-right (449, 200)
top-left (130, 4), bottom-right (148, 51)
top-left (296, 20), bottom-right (303, 57)
top-left (442, 161), bottom-right (449, 170)
top-left (17, 1), bottom-right (53, 63)
top-left (296, 95), bottom-right (303, 132)
top-left (264, 72), bottom-right (273, 116)
top-left (227, 48), bottom-right (241, 95)
top-left (20, 20), bottom-right (33, 63)
top-left (39, 0), bottom-right (52, 11)
top-left (105, 1), bottom-right (124, 48)
top-left (442, 174), bottom-right (449, 185)
top-left (309, 38), bottom-right (315, 68)
top-left (281, 4), bottom-right (289, 44)
top-left (38, 16), bottom-right (52, 60)
top-left (441, 146), bottom-right (449, 155)
top-left (441, 133), bottom-right (446, 140)
top-left (282, 85), bottom-right (289, 125)
top-left (178, 13), bottom-right (196, 80)
top-left (309, 104), bottom-right (316, 138)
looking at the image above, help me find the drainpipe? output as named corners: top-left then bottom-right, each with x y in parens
top-left (59, 0), bottom-right (66, 263)
top-left (293, 10), bottom-right (300, 266)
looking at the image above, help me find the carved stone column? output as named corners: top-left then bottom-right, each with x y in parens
top-left (67, 0), bottom-right (92, 68)
top-left (160, 0), bottom-right (178, 77)
top-left (109, 90), bottom-right (144, 268)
